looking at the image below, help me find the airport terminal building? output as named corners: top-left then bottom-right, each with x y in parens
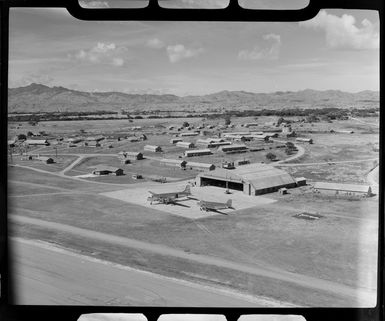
top-left (196, 163), bottom-right (299, 195)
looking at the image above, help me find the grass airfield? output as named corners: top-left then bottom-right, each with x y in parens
top-left (7, 116), bottom-right (379, 307)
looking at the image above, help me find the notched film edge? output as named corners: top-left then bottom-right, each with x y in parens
top-left (0, 0), bottom-right (383, 321)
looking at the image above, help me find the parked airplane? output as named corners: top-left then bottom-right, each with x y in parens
top-left (147, 185), bottom-right (191, 205)
top-left (198, 199), bottom-right (233, 212)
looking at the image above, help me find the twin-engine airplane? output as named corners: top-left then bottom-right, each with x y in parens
top-left (198, 199), bottom-right (233, 212)
top-left (147, 185), bottom-right (191, 205)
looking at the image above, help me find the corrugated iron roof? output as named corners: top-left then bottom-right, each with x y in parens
top-left (185, 149), bottom-right (211, 154)
top-left (219, 144), bottom-right (248, 151)
top-left (314, 182), bottom-right (371, 193)
top-left (199, 163), bottom-right (296, 189)
top-left (25, 139), bottom-right (48, 144)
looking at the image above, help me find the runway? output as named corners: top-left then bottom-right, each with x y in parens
top-left (10, 238), bottom-right (284, 306)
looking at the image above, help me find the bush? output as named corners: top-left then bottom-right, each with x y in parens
top-left (265, 152), bottom-right (277, 161)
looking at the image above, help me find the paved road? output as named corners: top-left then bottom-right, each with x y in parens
top-left (10, 215), bottom-right (376, 305)
top-left (11, 238), bottom-right (282, 306)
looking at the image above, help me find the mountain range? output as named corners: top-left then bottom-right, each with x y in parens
top-left (8, 83), bottom-right (379, 113)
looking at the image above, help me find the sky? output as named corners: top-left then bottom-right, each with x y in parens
top-left (8, 3), bottom-right (379, 95)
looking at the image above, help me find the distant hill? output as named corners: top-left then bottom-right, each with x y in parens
top-left (8, 83), bottom-right (379, 113)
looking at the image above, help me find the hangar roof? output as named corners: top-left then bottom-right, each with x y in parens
top-left (199, 163), bottom-right (296, 190)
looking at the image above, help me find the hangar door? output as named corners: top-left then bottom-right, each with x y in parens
top-left (200, 177), bottom-right (243, 191)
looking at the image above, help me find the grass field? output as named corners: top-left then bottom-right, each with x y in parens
top-left (8, 168), bottom-right (378, 295)
top-left (9, 155), bottom-right (78, 173)
top-left (281, 162), bottom-right (377, 184)
top-left (10, 220), bottom-right (362, 307)
top-left (7, 116), bottom-right (380, 307)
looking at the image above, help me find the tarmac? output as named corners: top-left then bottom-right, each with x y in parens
top-left (100, 184), bottom-right (277, 219)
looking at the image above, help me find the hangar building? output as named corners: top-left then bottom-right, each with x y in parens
top-left (313, 182), bottom-right (372, 197)
top-left (196, 163), bottom-right (298, 195)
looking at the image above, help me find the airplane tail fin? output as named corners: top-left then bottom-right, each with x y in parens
top-left (184, 185), bottom-right (191, 195)
top-left (226, 199), bottom-right (232, 208)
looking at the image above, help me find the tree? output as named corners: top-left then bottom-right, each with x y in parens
top-left (224, 115), bottom-right (231, 126)
top-left (286, 141), bottom-right (295, 149)
top-left (276, 117), bottom-right (285, 126)
top-left (182, 121), bottom-right (189, 127)
top-left (285, 148), bottom-right (294, 155)
top-left (27, 131), bottom-right (34, 137)
top-left (265, 152), bottom-right (277, 161)
top-left (306, 114), bottom-right (319, 123)
top-left (17, 134), bottom-right (27, 140)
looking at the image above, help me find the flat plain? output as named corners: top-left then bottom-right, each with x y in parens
top-left (7, 115), bottom-right (379, 307)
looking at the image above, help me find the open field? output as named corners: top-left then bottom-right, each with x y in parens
top-left (280, 162), bottom-right (377, 185)
top-left (66, 157), bottom-right (199, 182)
top-left (13, 238), bottom-right (279, 306)
top-left (9, 155), bottom-right (78, 173)
top-left (7, 115), bottom-right (379, 307)
top-left (8, 166), bottom-right (378, 304)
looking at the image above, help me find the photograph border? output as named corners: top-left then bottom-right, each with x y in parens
top-left (0, 0), bottom-right (383, 320)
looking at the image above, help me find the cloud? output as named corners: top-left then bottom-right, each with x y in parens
top-left (166, 44), bottom-right (204, 63)
top-left (123, 87), bottom-right (173, 95)
top-left (146, 38), bottom-right (165, 49)
top-left (299, 10), bottom-right (379, 50)
top-left (238, 33), bottom-right (281, 60)
top-left (79, 1), bottom-right (110, 8)
top-left (71, 42), bottom-right (128, 66)
top-left (10, 73), bottom-right (55, 87)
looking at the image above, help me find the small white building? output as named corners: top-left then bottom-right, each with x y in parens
top-left (264, 132), bottom-right (279, 138)
top-left (119, 151), bottom-right (143, 160)
top-left (86, 135), bottom-right (105, 142)
top-left (180, 132), bottom-right (199, 137)
top-left (244, 123), bottom-right (259, 128)
top-left (251, 134), bottom-right (270, 142)
top-left (67, 137), bottom-right (83, 144)
top-left (184, 149), bottom-right (212, 157)
top-left (160, 158), bottom-right (187, 168)
top-left (219, 144), bottom-right (248, 153)
top-left (313, 182), bottom-right (372, 197)
top-left (176, 141), bottom-right (195, 149)
top-left (25, 139), bottom-right (50, 146)
top-left (296, 137), bottom-right (313, 144)
top-left (36, 156), bottom-right (54, 164)
top-left (170, 138), bottom-right (183, 144)
top-left (186, 161), bottom-right (215, 171)
top-left (144, 145), bottom-right (162, 152)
